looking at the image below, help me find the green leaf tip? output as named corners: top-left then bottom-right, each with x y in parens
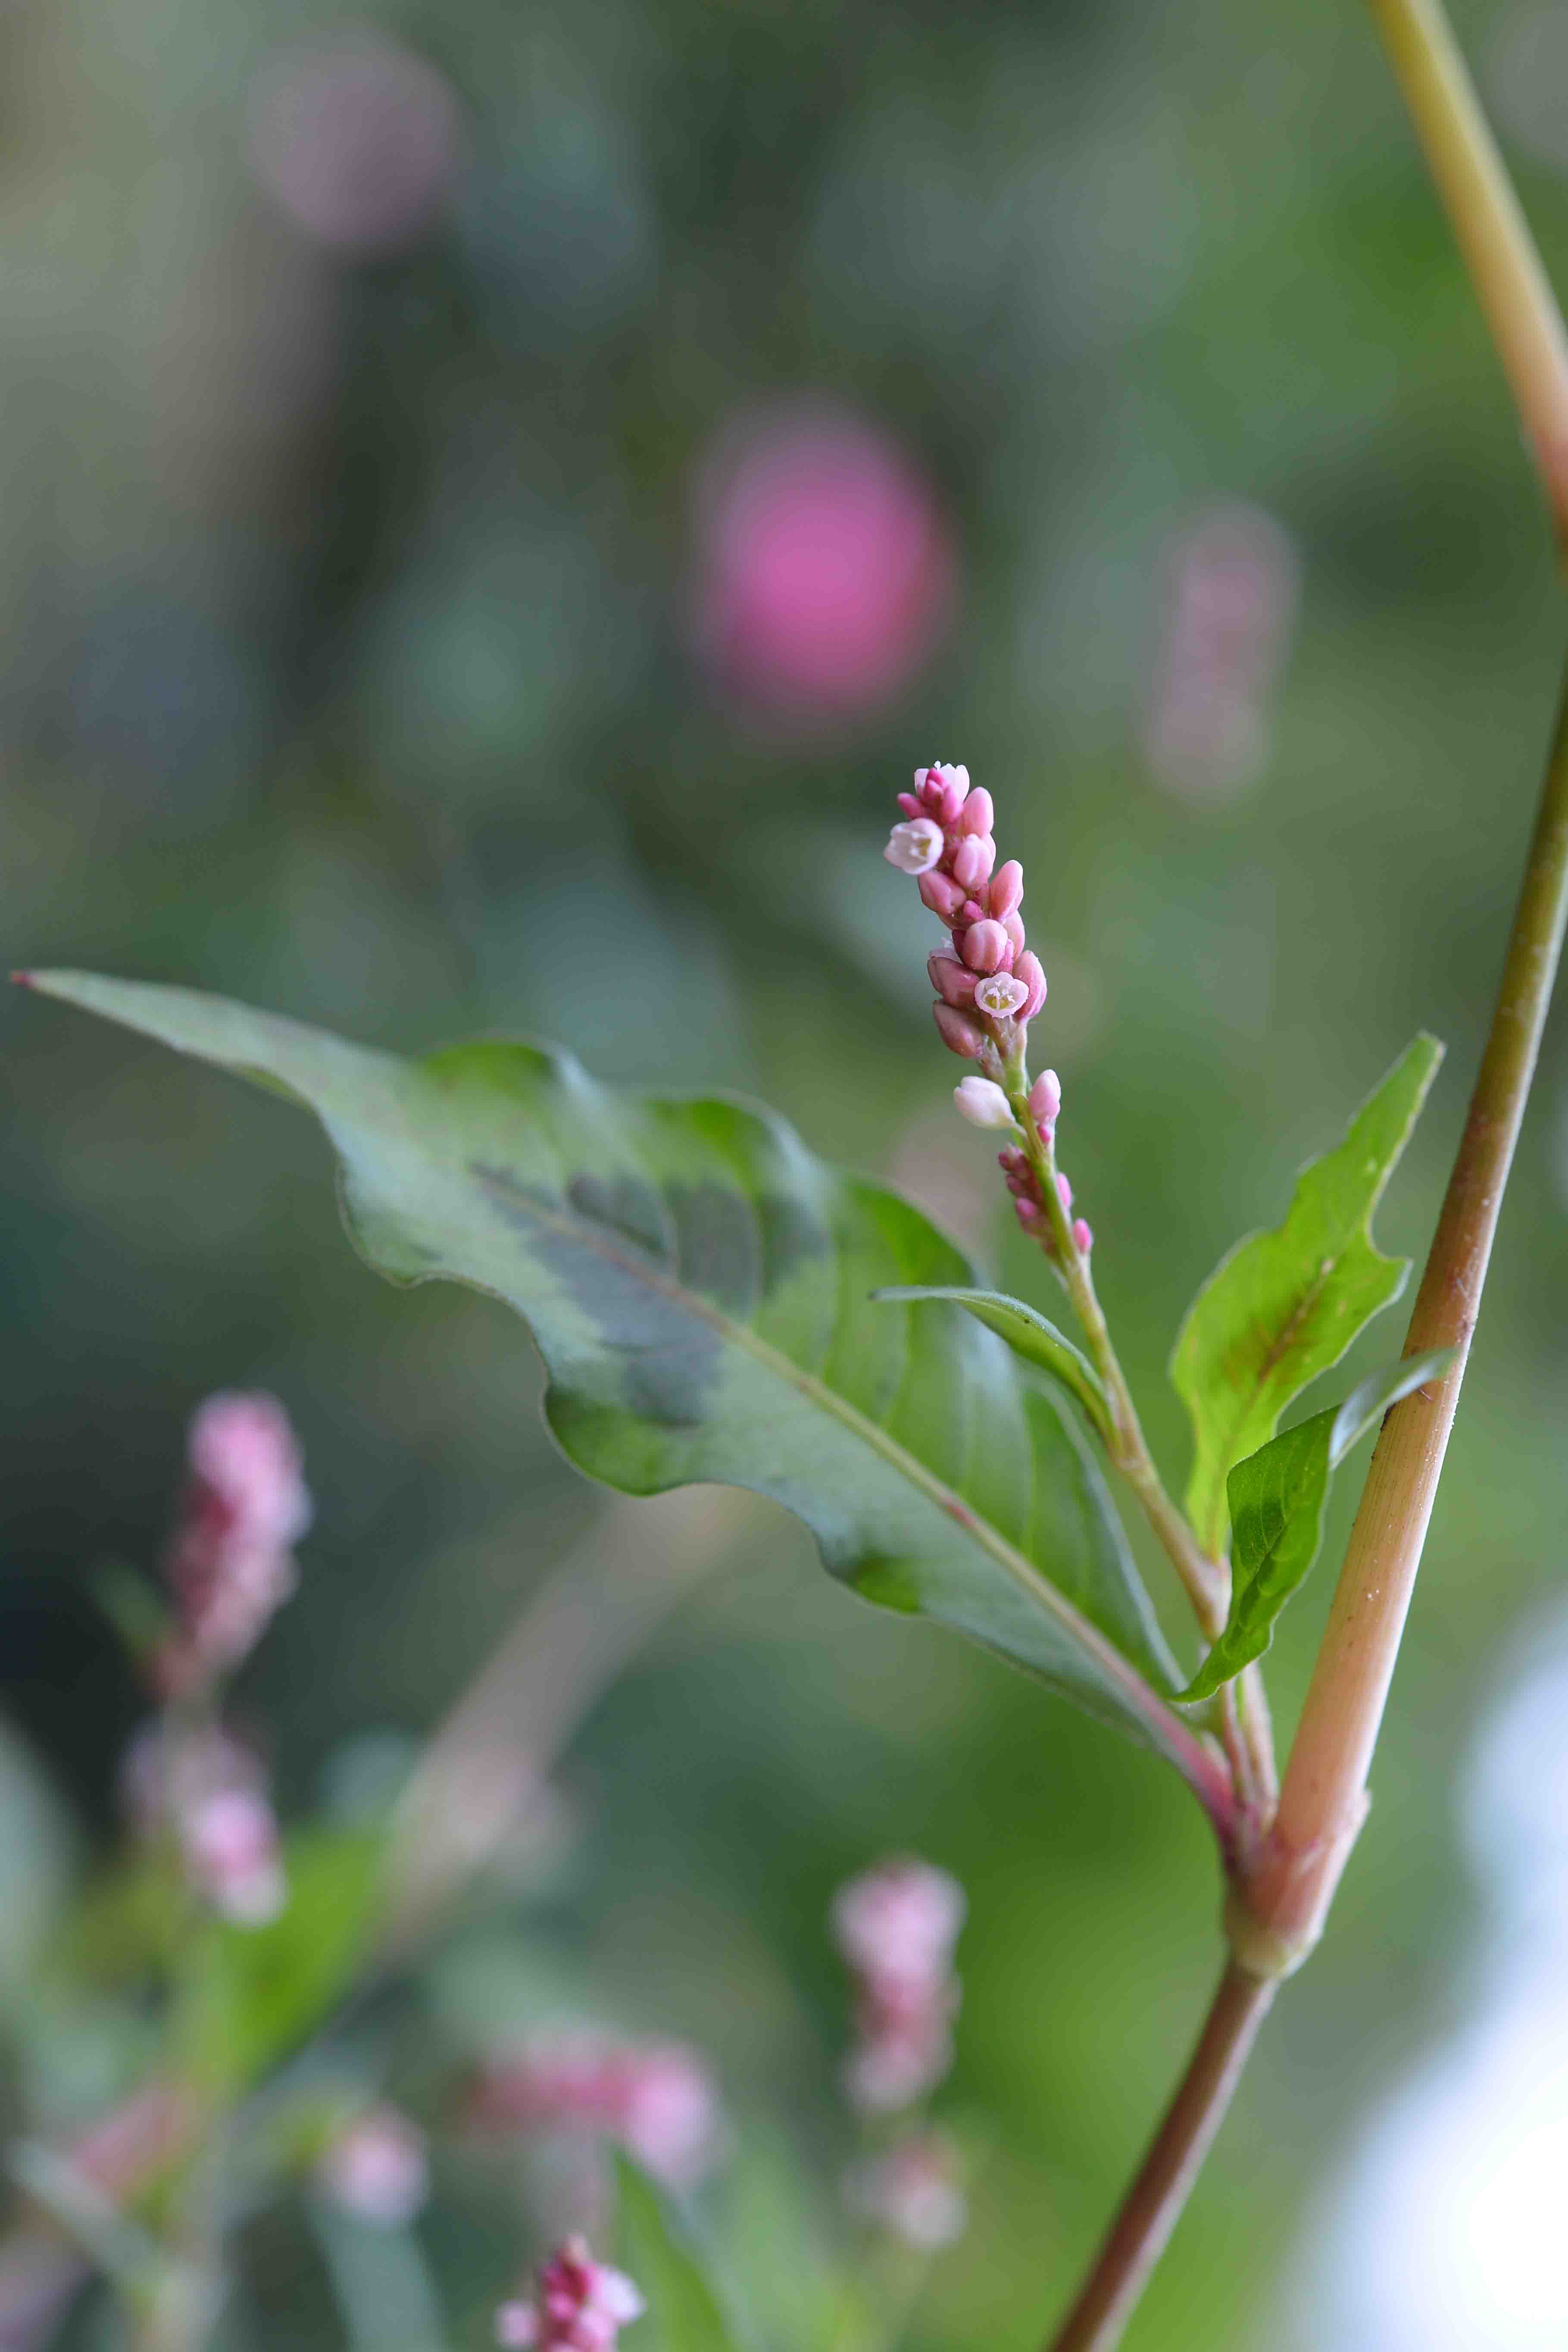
top-left (871, 1285), bottom-right (1113, 1443)
top-left (1170, 1032), bottom-right (1444, 1557)
top-left (23, 970), bottom-right (1229, 1812)
top-left (613, 2155), bottom-right (748, 2352)
top-left (1179, 1345), bottom-right (1456, 1703)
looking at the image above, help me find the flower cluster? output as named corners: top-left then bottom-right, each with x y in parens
top-left (159, 1392), bottom-right (312, 1690)
top-left (832, 1857), bottom-right (965, 2115)
top-left (122, 1720), bottom-right (287, 1926)
top-left (316, 2105), bottom-right (430, 2229)
top-left (495, 2239), bottom-right (644, 2350)
top-left (888, 766), bottom-right (1093, 1259)
top-left (468, 2034), bottom-right (720, 2188)
top-left (885, 762), bottom-right (1047, 1057)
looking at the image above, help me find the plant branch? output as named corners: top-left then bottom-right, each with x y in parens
top-left (1039, 1), bottom-right (1568, 2336)
top-left (1237, 660), bottom-right (1568, 1960)
top-left (1369, 0), bottom-right (1568, 546)
top-left (1041, 1961), bottom-right (1276, 2352)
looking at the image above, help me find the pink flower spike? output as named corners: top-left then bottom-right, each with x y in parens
top-left (918, 869), bottom-right (967, 921)
top-left (1013, 951), bottom-right (1047, 1020)
top-left (1073, 1218), bottom-right (1093, 1255)
top-left (988, 860), bottom-right (1024, 919)
top-left (953, 1077), bottom-right (1014, 1130)
top-left (1028, 1068), bottom-right (1062, 1125)
top-left (974, 972), bottom-right (1029, 1020)
top-left (1056, 1171), bottom-right (1073, 1211)
top-left (928, 954), bottom-right (978, 1009)
top-left (950, 834), bottom-right (996, 892)
top-left (956, 786), bottom-right (993, 837)
top-left (932, 1003), bottom-right (985, 1058)
top-left (885, 818), bottom-right (944, 875)
top-left (959, 919), bottom-right (1011, 975)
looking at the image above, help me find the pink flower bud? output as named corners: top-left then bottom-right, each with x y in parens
top-left (1056, 1171), bottom-right (1073, 1211)
top-left (959, 919), bottom-right (1011, 975)
top-left (1028, 1068), bottom-right (1062, 1125)
top-left (958, 898), bottom-right (985, 925)
top-left (1014, 1196), bottom-right (1040, 1228)
top-left (956, 786), bottom-right (993, 836)
top-left (884, 818), bottom-right (945, 875)
top-left (928, 953), bottom-right (978, 1009)
top-left (988, 859), bottom-right (1024, 919)
top-left (1013, 951), bottom-right (1048, 1019)
top-left (932, 1003), bottom-right (985, 1058)
top-left (896, 791), bottom-right (925, 819)
top-left (918, 869), bottom-right (967, 920)
top-left (950, 834), bottom-right (996, 892)
top-left (917, 762), bottom-right (968, 823)
top-left (317, 2107), bottom-right (430, 2228)
top-left (1000, 910), bottom-right (1026, 956)
top-left (1073, 1218), bottom-right (1093, 1255)
top-left (973, 972), bottom-right (1029, 1020)
top-left (953, 1077), bottom-right (1015, 1130)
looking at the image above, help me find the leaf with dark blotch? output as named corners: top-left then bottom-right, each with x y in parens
top-left (1170, 1034), bottom-right (1443, 1556)
top-left (614, 2156), bottom-right (748, 2352)
top-left (24, 974), bottom-right (1229, 1811)
top-left (1180, 1347), bottom-right (1455, 1702)
top-left (873, 1286), bottom-right (1113, 1446)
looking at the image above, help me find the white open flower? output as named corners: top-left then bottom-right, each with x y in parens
top-left (884, 818), bottom-right (945, 875)
top-left (974, 971), bottom-right (1029, 1019)
top-left (953, 1077), bottom-right (1015, 1131)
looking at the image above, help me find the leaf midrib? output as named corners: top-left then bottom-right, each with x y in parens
top-left (471, 1162), bottom-right (1190, 1758)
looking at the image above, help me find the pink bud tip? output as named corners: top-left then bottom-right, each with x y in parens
top-left (928, 953), bottom-right (979, 1009)
top-left (918, 869), bottom-right (967, 920)
top-left (974, 971), bottom-right (1029, 1020)
top-left (933, 1003), bottom-right (986, 1058)
top-left (988, 860), bottom-right (1024, 919)
top-left (1056, 1171), bottom-right (1073, 1211)
top-left (959, 918), bottom-right (1011, 975)
top-left (950, 834), bottom-right (996, 892)
top-left (953, 1077), bottom-right (1015, 1130)
top-left (1072, 1219), bottom-right (1093, 1255)
top-left (917, 762), bottom-right (968, 825)
top-left (1028, 1068), bottom-right (1061, 1124)
top-left (1000, 910), bottom-right (1026, 956)
top-left (896, 791), bottom-right (925, 819)
top-left (956, 787), bottom-right (993, 837)
top-left (1012, 951), bottom-right (1046, 1019)
top-left (1014, 1197), bottom-right (1040, 1228)
top-left (885, 818), bottom-right (945, 875)
top-left (9, 971), bottom-right (35, 989)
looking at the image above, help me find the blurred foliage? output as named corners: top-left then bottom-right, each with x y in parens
top-left (4, 0), bottom-right (1568, 2344)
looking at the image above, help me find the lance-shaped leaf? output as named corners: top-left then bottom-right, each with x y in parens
top-left (614, 2156), bottom-right (748, 2352)
top-left (1170, 1034), bottom-right (1443, 1556)
top-left (1180, 1348), bottom-right (1455, 1703)
top-left (871, 1286), bottom-right (1113, 1446)
top-left (22, 973), bottom-right (1230, 1818)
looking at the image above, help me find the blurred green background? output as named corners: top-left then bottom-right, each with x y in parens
top-left (4, 0), bottom-right (1568, 2343)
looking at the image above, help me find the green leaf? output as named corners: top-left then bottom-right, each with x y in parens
top-left (614, 2155), bottom-right (747, 2352)
top-left (871, 1287), bottom-right (1113, 1446)
top-left (25, 974), bottom-right (1221, 1804)
top-left (1170, 1034), bottom-right (1443, 1556)
top-left (1180, 1348), bottom-right (1455, 1702)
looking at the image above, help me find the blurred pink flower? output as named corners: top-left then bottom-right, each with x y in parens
top-left (122, 1718), bottom-right (287, 1927)
top-left (845, 2131), bottom-right (969, 2250)
top-left (317, 2106), bottom-right (430, 2228)
top-left (688, 404), bottom-right (955, 722)
top-left (1143, 503), bottom-right (1300, 802)
top-left (161, 1391), bottom-right (310, 1684)
top-left (833, 1856), bottom-right (965, 2116)
top-left (496, 2237), bottom-right (643, 2350)
top-left (469, 2034), bottom-right (720, 2186)
top-left (246, 31), bottom-right (462, 259)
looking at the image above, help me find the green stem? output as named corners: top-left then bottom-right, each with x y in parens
top-left (1040, 0), bottom-right (1568, 2336)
